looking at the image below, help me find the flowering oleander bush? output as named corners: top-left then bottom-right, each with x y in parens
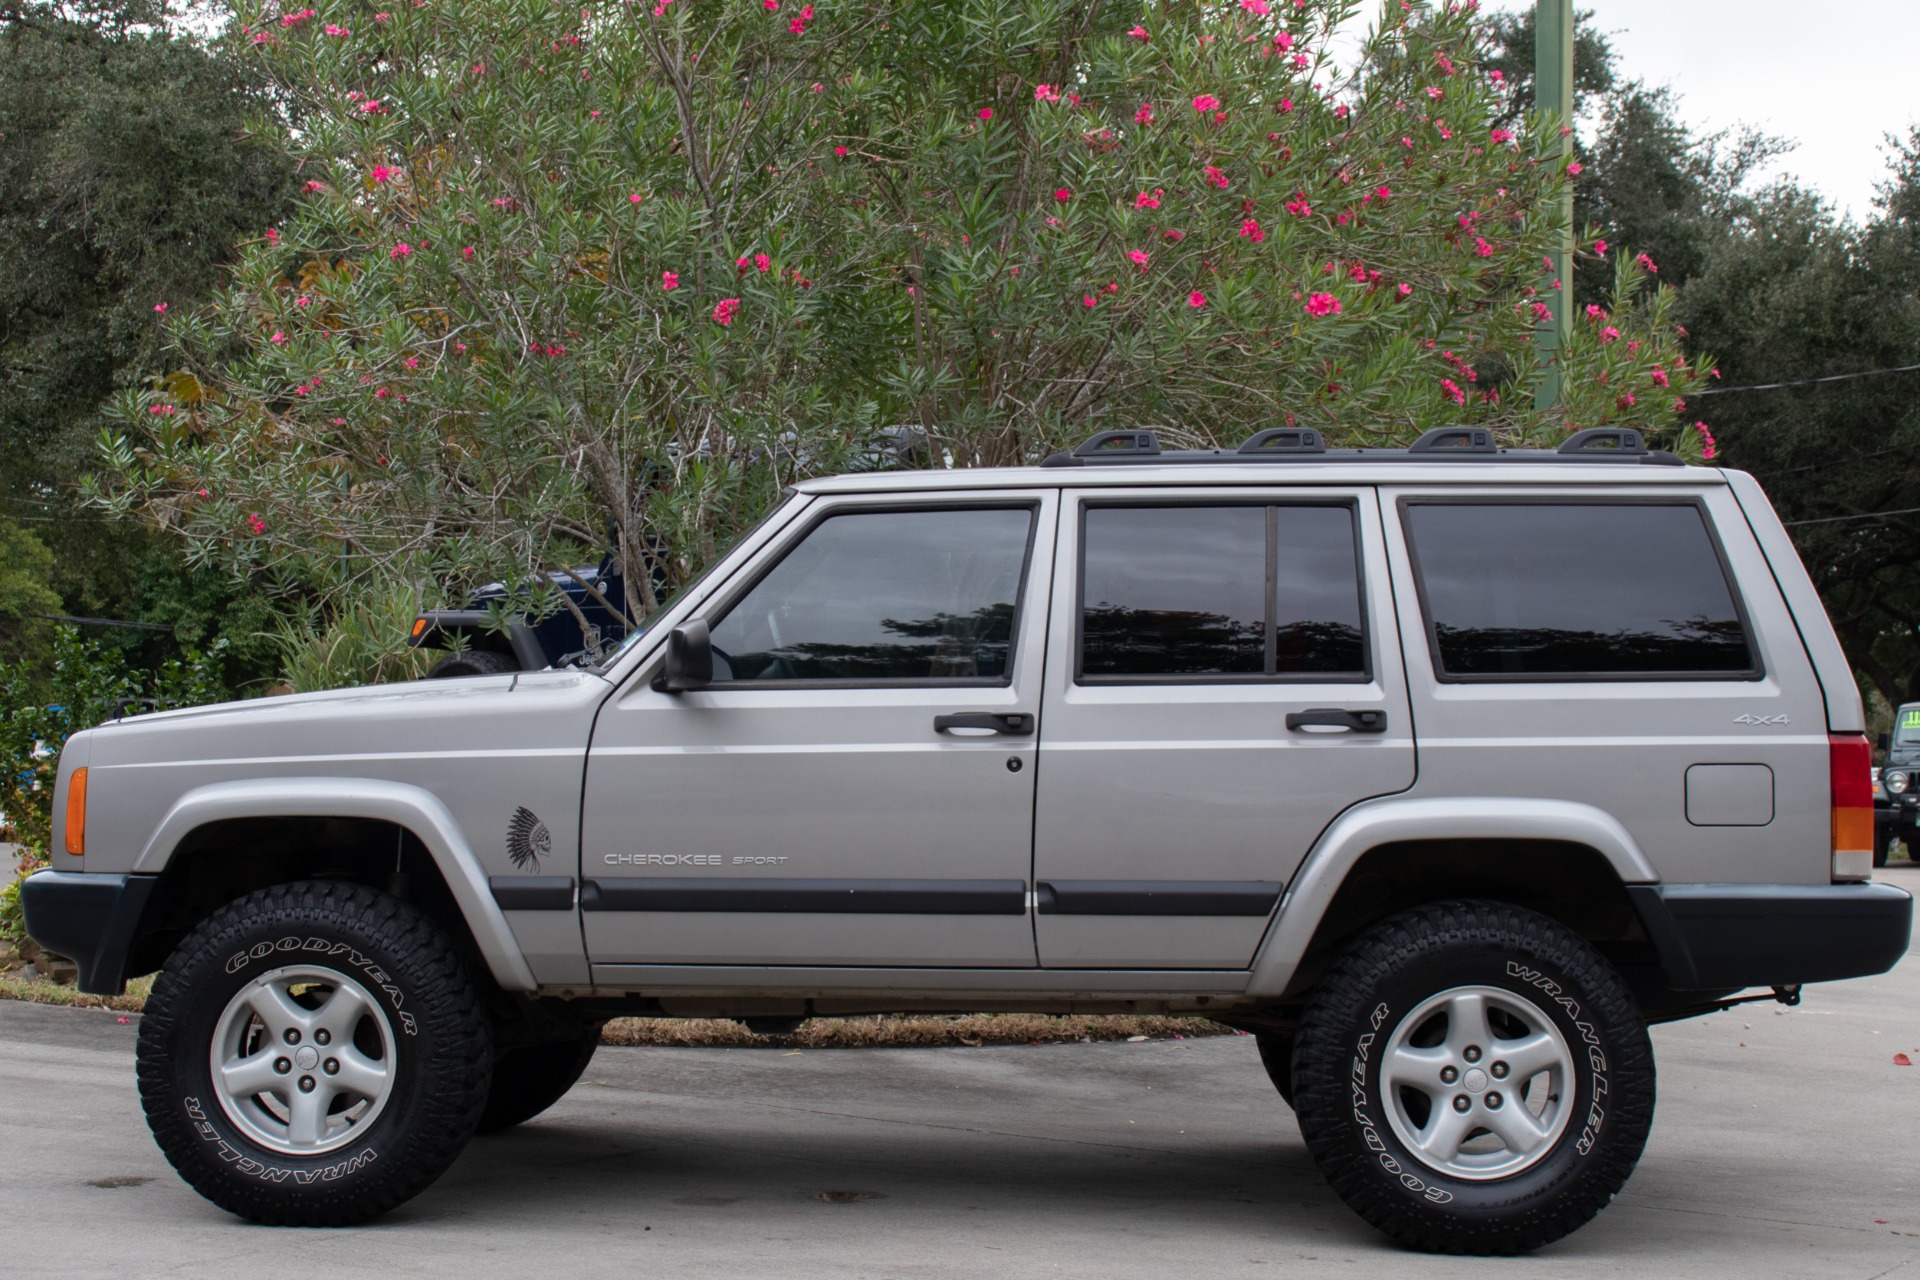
top-left (93, 0), bottom-right (1711, 686)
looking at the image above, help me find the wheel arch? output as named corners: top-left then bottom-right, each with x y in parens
top-left (1248, 797), bottom-right (1659, 1003)
top-left (124, 778), bottom-right (537, 992)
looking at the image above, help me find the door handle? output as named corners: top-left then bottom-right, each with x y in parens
top-left (934, 712), bottom-right (1035, 735)
top-left (1285, 708), bottom-right (1387, 734)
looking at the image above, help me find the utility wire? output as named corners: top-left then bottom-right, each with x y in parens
top-left (1693, 362), bottom-right (1920, 396)
top-left (1783, 506), bottom-right (1920, 527)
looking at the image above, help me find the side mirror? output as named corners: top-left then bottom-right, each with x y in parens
top-left (1879, 732), bottom-right (1892, 753)
top-left (652, 619), bottom-right (713, 693)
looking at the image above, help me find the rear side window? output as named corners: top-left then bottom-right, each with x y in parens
top-left (1403, 501), bottom-right (1759, 680)
top-left (1079, 504), bottom-right (1367, 680)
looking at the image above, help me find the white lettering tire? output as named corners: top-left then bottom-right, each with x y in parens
top-left (1291, 900), bottom-right (1655, 1254)
top-left (136, 881), bottom-right (492, 1225)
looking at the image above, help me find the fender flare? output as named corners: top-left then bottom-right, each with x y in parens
top-left (132, 777), bottom-right (539, 992)
top-left (1245, 796), bottom-right (1658, 1000)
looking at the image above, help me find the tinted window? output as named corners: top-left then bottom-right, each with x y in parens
top-left (1080, 505), bottom-right (1365, 678)
top-left (709, 507), bottom-right (1031, 682)
top-left (1405, 502), bottom-right (1756, 678)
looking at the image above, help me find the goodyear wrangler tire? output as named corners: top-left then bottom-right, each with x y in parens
top-left (1291, 900), bottom-right (1654, 1255)
top-left (136, 881), bottom-right (492, 1225)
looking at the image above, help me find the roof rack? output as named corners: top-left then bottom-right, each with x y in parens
top-left (1038, 426), bottom-right (1683, 467)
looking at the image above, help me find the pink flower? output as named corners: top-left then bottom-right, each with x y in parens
top-left (1240, 218), bottom-right (1264, 242)
top-left (712, 297), bottom-right (740, 326)
top-left (375, 386), bottom-right (391, 398)
top-left (1398, 282), bottom-right (1413, 298)
top-left (403, 356), bottom-right (420, 370)
top-left (1695, 421), bottom-right (1717, 460)
top-left (1191, 94), bottom-right (1220, 113)
top-left (303, 180), bottom-right (325, 193)
top-left (1651, 368), bottom-right (1670, 388)
top-left (1616, 393), bottom-right (1636, 410)
top-left (1204, 165), bottom-right (1229, 189)
top-left (1285, 193), bottom-right (1312, 217)
top-left (371, 165), bottom-right (396, 184)
top-left (359, 98), bottom-right (387, 115)
top-left (374, 11), bottom-right (389, 20)
top-left (1566, 161), bottom-right (1583, 175)
top-left (1134, 102), bottom-right (1154, 125)
top-left (1082, 294), bottom-right (1097, 308)
top-left (833, 145), bottom-right (848, 157)
top-left (1593, 238), bottom-right (1609, 256)
top-left (786, 3), bottom-right (813, 34)
top-left (295, 297), bottom-right (311, 308)
top-left (1440, 378), bottom-right (1466, 405)
top-left (629, 193), bottom-right (643, 204)
top-left (1054, 187), bottom-right (1072, 202)
top-left (763, 0), bottom-right (779, 8)
top-left (1188, 290), bottom-right (1207, 308)
top-left (978, 107), bottom-right (994, 121)
top-left (1334, 104), bottom-right (1350, 119)
top-left (1490, 128), bottom-right (1514, 145)
top-left (324, 23), bottom-right (349, 36)
top-left (1291, 53), bottom-right (1308, 69)
top-left (1134, 189), bottom-right (1162, 209)
top-left (264, 228), bottom-right (280, 244)
top-left (247, 514), bottom-right (267, 535)
top-left (390, 242), bottom-right (412, 259)
top-left (1489, 69), bottom-right (1505, 83)
top-left (1128, 249), bottom-right (1150, 270)
top-left (1601, 326), bottom-right (1621, 343)
top-left (1034, 83), bottom-right (1061, 103)
top-left (270, 331), bottom-right (287, 345)
top-left (1273, 30), bottom-right (1292, 50)
top-left (1426, 86), bottom-right (1443, 100)
top-left (1162, 229), bottom-right (1185, 241)
top-left (1240, 0), bottom-right (1270, 13)
top-left (1585, 304), bottom-right (1606, 321)
top-left (153, 302), bottom-right (168, 313)
top-left (1635, 252), bottom-right (1659, 273)
top-left (1304, 292), bottom-right (1341, 317)
top-left (1375, 184), bottom-right (1392, 200)
top-left (1127, 24), bottom-right (1148, 40)
top-left (462, 245), bottom-right (475, 258)
top-left (662, 270), bottom-right (679, 290)
top-left (1532, 301), bottom-right (1552, 321)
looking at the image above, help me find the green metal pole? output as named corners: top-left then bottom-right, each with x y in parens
top-left (1534, 0), bottom-right (1573, 411)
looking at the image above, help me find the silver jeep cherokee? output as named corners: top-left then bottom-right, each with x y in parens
top-left (22, 425), bottom-right (1913, 1254)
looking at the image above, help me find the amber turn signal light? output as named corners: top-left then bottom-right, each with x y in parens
top-left (411, 616), bottom-right (429, 638)
top-left (63, 767), bottom-right (88, 857)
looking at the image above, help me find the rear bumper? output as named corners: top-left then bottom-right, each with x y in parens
top-left (18, 871), bottom-right (158, 996)
top-left (1628, 882), bottom-right (1913, 991)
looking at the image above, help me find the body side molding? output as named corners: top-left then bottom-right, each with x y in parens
top-left (1245, 795), bottom-right (1660, 999)
top-left (131, 776), bottom-right (539, 991)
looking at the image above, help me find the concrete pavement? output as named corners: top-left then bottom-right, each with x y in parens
top-left (3, 867), bottom-right (1918, 1278)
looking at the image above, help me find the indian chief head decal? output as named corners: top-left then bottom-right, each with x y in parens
top-left (506, 806), bottom-right (552, 871)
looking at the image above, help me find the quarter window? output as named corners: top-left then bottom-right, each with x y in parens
top-left (1404, 501), bottom-right (1758, 679)
top-left (1079, 504), bottom-right (1367, 679)
top-left (708, 507), bottom-right (1032, 682)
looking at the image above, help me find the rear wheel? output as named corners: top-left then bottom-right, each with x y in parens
top-left (137, 881), bottom-right (491, 1225)
top-left (425, 648), bottom-right (521, 679)
top-left (1292, 900), bottom-right (1654, 1255)
top-left (477, 1025), bottom-right (601, 1134)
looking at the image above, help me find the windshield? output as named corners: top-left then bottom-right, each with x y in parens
top-left (596, 491), bottom-right (802, 667)
top-left (1897, 705), bottom-right (1920, 745)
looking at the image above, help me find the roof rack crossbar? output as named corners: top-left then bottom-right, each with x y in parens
top-left (1557, 427), bottom-right (1648, 456)
top-left (1074, 429), bottom-right (1161, 458)
top-left (1407, 427), bottom-right (1497, 454)
top-left (1237, 428), bottom-right (1325, 455)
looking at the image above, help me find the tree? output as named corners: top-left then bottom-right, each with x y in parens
top-left (0, 0), bottom-right (293, 687)
top-left (1675, 133), bottom-right (1920, 711)
top-left (96, 0), bottom-right (1711, 688)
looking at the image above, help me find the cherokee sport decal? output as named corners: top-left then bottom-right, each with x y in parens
top-left (507, 806), bottom-right (552, 871)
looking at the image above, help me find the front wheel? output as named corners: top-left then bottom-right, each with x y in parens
top-left (136, 881), bottom-right (492, 1225)
top-left (1292, 900), bottom-right (1655, 1255)
top-left (1874, 827), bottom-right (1893, 868)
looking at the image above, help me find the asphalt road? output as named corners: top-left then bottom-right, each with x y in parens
top-left (4, 867), bottom-right (1919, 1279)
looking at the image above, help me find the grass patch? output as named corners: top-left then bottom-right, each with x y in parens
top-left (0, 972), bottom-right (1238, 1047)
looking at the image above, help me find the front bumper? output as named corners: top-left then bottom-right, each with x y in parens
top-left (18, 871), bottom-right (159, 996)
top-left (1628, 882), bottom-right (1913, 991)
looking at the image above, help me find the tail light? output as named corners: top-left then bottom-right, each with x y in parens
top-left (1830, 733), bottom-right (1873, 880)
top-left (63, 767), bottom-right (88, 857)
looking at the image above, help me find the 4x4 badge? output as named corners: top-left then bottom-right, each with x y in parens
top-left (1732, 714), bottom-right (1790, 726)
top-left (507, 806), bottom-right (552, 870)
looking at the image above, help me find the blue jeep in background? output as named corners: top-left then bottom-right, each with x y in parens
top-left (408, 554), bottom-right (631, 677)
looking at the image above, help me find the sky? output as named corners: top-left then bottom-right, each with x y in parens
top-left (1352, 1), bottom-right (1920, 222)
